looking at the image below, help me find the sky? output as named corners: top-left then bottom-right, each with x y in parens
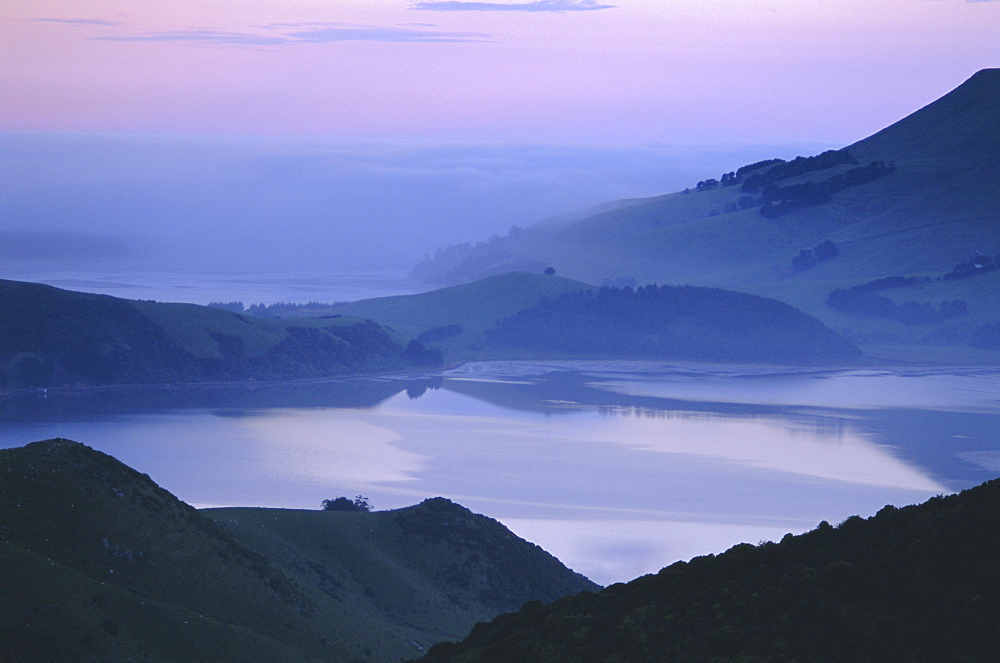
top-left (2, 0), bottom-right (999, 278)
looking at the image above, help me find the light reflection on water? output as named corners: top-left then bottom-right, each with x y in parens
top-left (1, 361), bottom-right (997, 585)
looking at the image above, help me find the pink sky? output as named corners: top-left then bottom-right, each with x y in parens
top-left (3, 0), bottom-right (998, 145)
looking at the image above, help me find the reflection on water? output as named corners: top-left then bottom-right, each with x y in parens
top-left (569, 410), bottom-right (944, 491)
top-left (239, 410), bottom-right (426, 486)
top-left (1, 361), bottom-right (997, 585)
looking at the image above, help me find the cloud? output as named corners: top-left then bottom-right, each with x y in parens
top-left (92, 23), bottom-right (488, 45)
top-left (412, 0), bottom-right (615, 11)
top-left (283, 24), bottom-right (489, 43)
top-left (95, 29), bottom-right (286, 45)
top-left (33, 18), bottom-right (120, 26)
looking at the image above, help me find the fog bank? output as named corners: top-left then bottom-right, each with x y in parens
top-left (1, 133), bottom-right (828, 274)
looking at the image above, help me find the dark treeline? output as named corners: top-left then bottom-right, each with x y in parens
top-left (792, 239), bottom-right (840, 272)
top-left (416, 324), bottom-right (464, 344)
top-left (207, 300), bottom-right (245, 313)
top-left (759, 161), bottom-right (895, 218)
top-left (827, 289), bottom-right (968, 325)
top-left (403, 340), bottom-right (444, 367)
top-left (825, 252), bottom-right (1000, 324)
top-left (943, 252), bottom-right (998, 280)
top-left (691, 157), bottom-right (788, 193)
top-left (486, 285), bottom-right (860, 364)
top-left (689, 150), bottom-right (894, 219)
top-left (741, 149), bottom-right (859, 193)
top-left (209, 301), bottom-right (342, 319)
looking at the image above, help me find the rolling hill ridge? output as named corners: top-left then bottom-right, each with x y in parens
top-left (329, 271), bottom-right (861, 365)
top-left (0, 439), bottom-right (598, 661)
top-left (411, 70), bottom-right (1000, 361)
top-left (0, 278), bottom-right (437, 391)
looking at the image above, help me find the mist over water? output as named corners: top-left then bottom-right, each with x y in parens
top-left (1, 132), bottom-right (830, 278)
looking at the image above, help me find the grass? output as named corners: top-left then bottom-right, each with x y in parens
top-left (0, 439), bottom-right (598, 662)
top-left (329, 271), bottom-right (597, 359)
top-left (133, 300), bottom-right (389, 360)
top-left (131, 300), bottom-right (289, 359)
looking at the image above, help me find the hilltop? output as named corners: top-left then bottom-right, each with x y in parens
top-left (420, 477), bottom-right (1000, 662)
top-left (0, 439), bottom-right (597, 661)
top-left (328, 271), bottom-right (598, 357)
top-left (0, 278), bottom-right (439, 391)
top-left (411, 70), bottom-right (1000, 362)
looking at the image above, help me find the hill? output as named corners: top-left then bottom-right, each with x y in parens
top-left (411, 70), bottom-right (1000, 362)
top-left (0, 439), bottom-right (597, 661)
top-left (0, 278), bottom-right (435, 391)
top-left (420, 478), bottom-right (1000, 662)
top-left (485, 284), bottom-right (861, 364)
top-left (328, 271), bottom-right (600, 358)
top-left (327, 272), bottom-right (860, 365)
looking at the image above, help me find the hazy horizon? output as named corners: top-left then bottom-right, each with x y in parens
top-left (3, 1), bottom-right (998, 277)
top-left (2, 133), bottom-right (836, 275)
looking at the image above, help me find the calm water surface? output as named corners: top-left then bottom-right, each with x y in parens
top-left (2, 361), bottom-right (997, 585)
top-left (2, 265), bottom-right (426, 305)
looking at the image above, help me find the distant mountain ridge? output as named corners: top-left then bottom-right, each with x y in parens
top-left (0, 439), bottom-right (598, 661)
top-left (410, 70), bottom-right (1000, 361)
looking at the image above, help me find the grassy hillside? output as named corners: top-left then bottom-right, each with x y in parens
top-left (206, 499), bottom-right (598, 652)
top-left (328, 271), bottom-right (598, 359)
top-left (0, 439), bottom-right (597, 662)
top-left (410, 70), bottom-right (1000, 361)
top-left (0, 438), bottom-right (333, 661)
top-left (420, 478), bottom-right (1000, 662)
top-left (0, 279), bottom-right (429, 391)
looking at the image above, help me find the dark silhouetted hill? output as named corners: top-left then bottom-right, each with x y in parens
top-left (485, 284), bottom-right (861, 364)
top-left (420, 478), bottom-right (1000, 662)
top-left (0, 439), bottom-right (597, 661)
top-left (0, 278), bottom-right (433, 391)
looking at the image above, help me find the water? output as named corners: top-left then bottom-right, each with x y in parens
top-left (0, 264), bottom-right (426, 305)
top-left (2, 361), bottom-right (997, 586)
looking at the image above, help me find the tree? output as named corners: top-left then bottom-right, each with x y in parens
top-left (544, 267), bottom-right (556, 276)
top-left (321, 495), bottom-right (372, 512)
top-left (791, 249), bottom-right (817, 272)
top-left (813, 239), bottom-right (840, 262)
top-left (404, 340), bottom-right (444, 367)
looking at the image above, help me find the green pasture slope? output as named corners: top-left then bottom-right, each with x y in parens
top-left (0, 439), bottom-right (598, 662)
